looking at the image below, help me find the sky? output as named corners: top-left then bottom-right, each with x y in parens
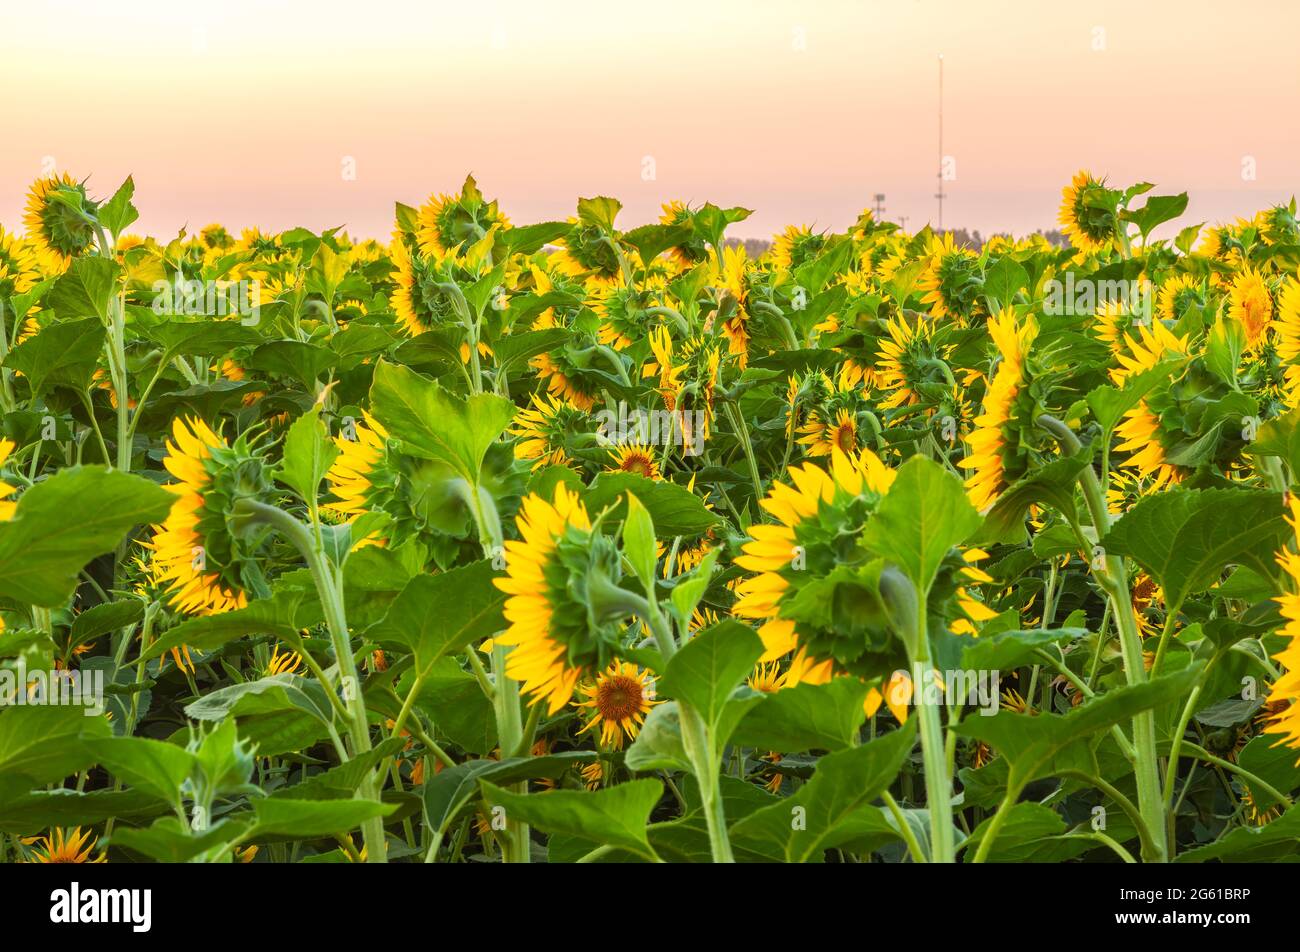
top-left (2, 0), bottom-right (1298, 242)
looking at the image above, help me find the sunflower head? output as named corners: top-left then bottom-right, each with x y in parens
top-left (608, 443), bottom-right (661, 480)
top-left (149, 418), bottom-right (274, 616)
top-left (732, 448), bottom-right (906, 680)
top-left (1058, 170), bottom-right (1119, 254)
top-left (917, 233), bottom-right (982, 321)
top-left (1227, 267), bottom-right (1274, 350)
top-left (416, 175), bottom-right (509, 259)
top-left (493, 485), bottom-right (640, 712)
top-left (23, 173), bottom-right (100, 270)
top-left (24, 826), bottom-right (105, 864)
top-left (770, 225), bottom-right (825, 271)
top-left (0, 226), bottom-right (44, 299)
top-left (575, 660), bottom-right (661, 749)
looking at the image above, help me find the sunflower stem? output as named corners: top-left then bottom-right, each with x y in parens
top-left (1035, 413), bottom-right (1167, 862)
top-left (232, 498), bottom-right (387, 863)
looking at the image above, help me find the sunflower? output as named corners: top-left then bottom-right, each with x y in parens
top-left (917, 232), bottom-right (981, 321)
top-left (325, 411), bottom-right (390, 516)
top-left (1156, 273), bottom-right (1204, 324)
top-left (770, 225), bottom-right (825, 271)
top-left (607, 443), bottom-right (661, 480)
top-left (0, 439), bottom-right (18, 522)
top-left (574, 660), bottom-right (661, 749)
top-left (798, 407), bottom-right (859, 457)
top-left (493, 485), bottom-right (633, 713)
top-left (510, 392), bottom-right (584, 470)
top-left (1112, 328), bottom-right (1189, 490)
top-left (529, 351), bottom-right (600, 411)
top-left (23, 173), bottom-right (100, 270)
top-left (24, 827), bottom-right (105, 863)
top-left (1227, 267), bottom-right (1274, 350)
top-left (960, 309), bottom-right (1038, 511)
top-left (147, 418), bottom-right (250, 616)
top-left (875, 315), bottom-right (946, 410)
top-left (0, 226), bottom-right (43, 298)
top-left (732, 448), bottom-right (898, 679)
top-left (714, 245), bottom-right (752, 365)
top-left (416, 175), bottom-right (509, 260)
top-left (747, 661), bottom-right (789, 694)
top-left (265, 645), bottom-right (303, 677)
top-left (591, 284), bottom-right (647, 351)
top-left (1276, 275), bottom-right (1300, 405)
top-left (1262, 495), bottom-right (1300, 757)
top-left (1058, 170), bottom-right (1117, 254)
top-left (658, 200), bottom-right (710, 267)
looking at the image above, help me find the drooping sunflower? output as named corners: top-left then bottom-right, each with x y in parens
top-left (732, 448), bottom-right (899, 680)
top-left (510, 392), bottom-right (585, 470)
top-left (1110, 324), bottom-right (1190, 490)
top-left (875, 314), bottom-right (950, 411)
top-left (1156, 273), bottom-right (1204, 324)
top-left (493, 485), bottom-right (634, 713)
top-left (959, 309), bottom-right (1039, 511)
top-left (917, 232), bottom-right (982, 321)
top-left (24, 827), bottom-right (105, 864)
top-left (658, 200), bottom-right (710, 267)
top-left (770, 225), bottom-right (825, 271)
top-left (1227, 267), bottom-right (1274, 351)
top-left (325, 411), bottom-right (390, 517)
top-left (23, 173), bottom-right (100, 270)
top-left (1058, 170), bottom-right (1117, 254)
top-left (591, 283), bottom-right (649, 351)
top-left (713, 244), bottom-right (752, 366)
top-left (1263, 495), bottom-right (1300, 757)
top-left (574, 660), bottom-right (661, 749)
top-left (0, 439), bottom-right (18, 522)
top-left (416, 175), bottom-right (510, 260)
top-left (147, 418), bottom-right (253, 616)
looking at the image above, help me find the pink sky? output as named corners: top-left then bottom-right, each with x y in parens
top-left (3, 0), bottom-right (1298, 241)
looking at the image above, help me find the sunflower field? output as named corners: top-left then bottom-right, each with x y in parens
top-left (1, 169), bottom-right (1298, 867)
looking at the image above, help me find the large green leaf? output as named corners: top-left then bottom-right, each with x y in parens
top-left (142, 585), bottom-right (321, 662)
top-left (954, 667), bottom-right (1201, 795)
top-left (731, 676), bottom-right (870, 752)
top-left (369, 359), bottom-right (515, 483)
top-left (46, 256), bottom-right (120, 322)
top-left (86, 736), bottom-right (196, 810)
top-left (368, 559), bottom-right (504, 679)
top-left (0, 705), bottom-right (112, 785)
top-left (1101, 489), bottom-right (1287, 609)
top-left (582, 472), bottom-right (719, 537)
top-left (861, 455), bottom-right (981, 593)
top-left (728, 721), bottom-right (916, 862)
top-left (274, 403), bottom-right (338, 506)
top-left (421, 752), bottom-right (592, 838)
top-left (4, 317), bottom-right (106, 398)
top-left (0, 466), bottom-right (174, 606)
top-left (480, 778), bottom-right (663, 861)
top-left (251, 797), bottom-right (395, 838)
top-left (659, 619), bottom-right (764, 738)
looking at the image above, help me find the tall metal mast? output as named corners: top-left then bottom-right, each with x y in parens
top-left (935, 54), bottom-right (946, 232)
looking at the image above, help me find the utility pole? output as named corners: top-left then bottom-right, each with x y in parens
top-left (873, 193), bottom-right (886, 219)
top-left (935, 54), bottom-right (946, 232)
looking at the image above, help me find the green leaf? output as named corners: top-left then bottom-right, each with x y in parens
top-left (0, 466), bottom-right (174, 606)
top-left (954, 667), bottom-right (1201, 794)
top-left (110, 817), bottom-right (250, 863)
top-left (275, 404), bottom-right (338, 506)
top-left (369, 560), bottom-right (504, 679)
top-left (272, 738), bottom-right (406, 801)
top-left (1174, 802), bottom-right (1300, 862)
top-left (960, 802), bottom-right (1067, 862)
top-left (480, 778), bottom-right (663, 861)
top-left (70, 599), bottom-right (144, 650)
top-left (46, 256), bottom-right (120, 322)
top-left (659, 620), bottom-right (764, 733)
top-left (1101, 488), bottom-right (1287, 610)
top-left (369, 359), bottom-right (515, 483)
top-left (0, 705), bottom-right (112, 785)
top-left (142, 585), bottom-right (321, 662)
top-left (0, 788), bottom-right (167, 834)
top-left (245, 340), bottom-right (337, 388)
top-left (960, 628), bottom-right (1087, 673)
top-left (184, 674), bottom-right (334, 726)
top-left (4, 317), bottom-right (106, 398)
top-left (1121, 193), bottom-right (1189, 242)
top-left (583, 472), bottom-right (719, 537)
top-left (624, 701), bottom-right (692, 773)
top-left (1086, 361), bottom-right (1180, 433)
top-left (982, 256), bottom-right (1029, 311)
top-left (421, 752), bottom-right (592, 837)
top-left (251, 797), bottom-right (395, 838)
top-left (861, 455), bottom-right (981, 593)
top-left (729, 721), bottom-right (916, 862)
top-left (621, 492), bottom-right (657, 592)
top-left (86, 736), bottom-right (196, 809)
top-left (977, 448), bottom-right (1091, 544)
top-left (1237, 735), bottom-right (1300, 813)
top-left (98, 176), bottom-right (139, 238)
top-left (731, 676), bottom-right (870, 752)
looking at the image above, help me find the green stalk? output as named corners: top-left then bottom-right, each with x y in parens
top-left (1037, 414), bottom-right (1167, 862)
top-left (234, 499), bottom-right (386, 862)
